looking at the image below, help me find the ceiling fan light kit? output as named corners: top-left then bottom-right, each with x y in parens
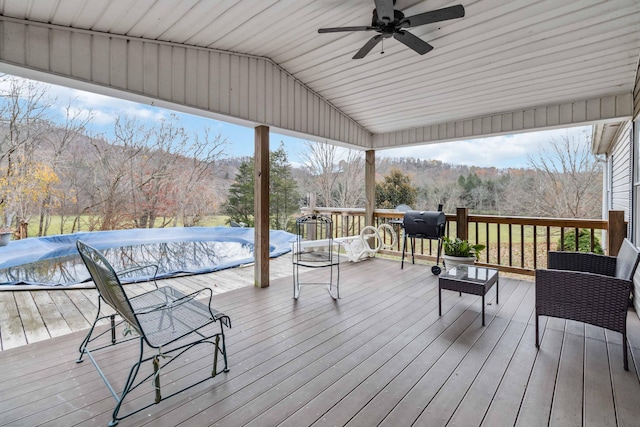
top-left (318, 0), bottom-right (465, 59)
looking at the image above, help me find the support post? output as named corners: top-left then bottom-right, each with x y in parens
top-left (365, 150), bottom-right (375, 227)
top-left (254, 126), bottom-right (270, 288)
top-left (607, 210), bottom-right (626, 256)
top-left (456, 207), bottom-right (469, 240)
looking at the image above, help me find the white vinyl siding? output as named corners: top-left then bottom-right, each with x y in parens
top-left (0, 19), bottom-right (371, 149)
top-left (634, 60), bottom-right (640, 120)
top-left (610, 121), bottom-right (632, 221)
top-left (373, 95), bottom-right (634, 148)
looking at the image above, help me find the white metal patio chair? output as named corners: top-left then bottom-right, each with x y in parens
top-left (292, 214), bottom-right (341, 299)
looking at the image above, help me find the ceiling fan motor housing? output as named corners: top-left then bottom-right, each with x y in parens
top-left (372, 9), bottom-right (405, 30)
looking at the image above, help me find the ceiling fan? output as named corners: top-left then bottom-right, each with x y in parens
top-left (318, 0), bottom-right (465, 59)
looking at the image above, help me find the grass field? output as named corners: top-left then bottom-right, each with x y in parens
top-left (24, 215), bottom-right (231, 238)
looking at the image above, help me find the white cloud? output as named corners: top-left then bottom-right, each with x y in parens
top-left (377, 126), bottom-right (591, 168)
top-left (64, 90), bottom-right (166, 121)
top-left (123, 106), bottom-right (167, 122)
top-left (89, 109), bottom-right (116, 126)
top-left (0, 73), bottom-right (595, 169)
top-left (68, 89), bottom-right (128, 109)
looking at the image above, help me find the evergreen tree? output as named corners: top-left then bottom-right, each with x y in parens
top-left (270, 143), bottom-right (300, 231)
top-left (223, 143), bottom-right (300, 230)
top-left (375, 168), bottom-right (418, 209)
top-left (223, 157), bottom-right (255, 226)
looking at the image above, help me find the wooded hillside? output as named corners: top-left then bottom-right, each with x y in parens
top-left (0, 76), bottom-right (603, 238)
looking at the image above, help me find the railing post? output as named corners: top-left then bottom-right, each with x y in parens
top-left (365, 150), bottom-right (375, 228)
top-left (342, 212), bottom-right (349, 238)
top-left (456, 207), bottom-right (469, 240)
top-left (607, 210), bottom-right (626, 256)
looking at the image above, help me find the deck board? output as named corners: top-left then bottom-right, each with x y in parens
top-left (31, 291), bottom-right (74, 338)
top-left (0, 291), bottom-right (26, 349)
top-left (584, 336), bottom-right (617, 426)
top-left (447, 319), bottom-right (528, 426)
top-left (549, 332), bottom-right (584, 427)
top-left (1, 257), bottom-right (640, 426)
top-left (516, 328), bottom-right (563, 427)
top-left (12, 291), bottom-right (49, 344)
top-left (481, 320), bottom-right (540, 427)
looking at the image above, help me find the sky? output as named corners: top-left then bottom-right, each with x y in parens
top-left (20, 75), bottom-right (591, 170)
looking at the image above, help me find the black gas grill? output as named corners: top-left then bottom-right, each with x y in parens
top-left (401, 210), bottom-right (446, 274)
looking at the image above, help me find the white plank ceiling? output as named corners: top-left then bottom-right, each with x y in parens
top-left (0, 0), bottom-right (638, 149)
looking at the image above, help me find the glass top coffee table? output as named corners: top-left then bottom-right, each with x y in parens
top-left (438, 264), bottom-right (499, 326)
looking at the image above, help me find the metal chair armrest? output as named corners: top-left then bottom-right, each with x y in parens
top-left (117, 263), bottom-right (159, 286)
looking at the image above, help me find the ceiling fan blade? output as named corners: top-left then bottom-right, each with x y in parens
top-left (374, 0), bottom-right (395, 23)
top-left (401, 4), bottom-right (465, 28)
top-left (353, 34), bottom-right (384, 59)
top-left (318, 26), bottom-right (375, 33)
top-left (393, 31), bottom-right (433, 55)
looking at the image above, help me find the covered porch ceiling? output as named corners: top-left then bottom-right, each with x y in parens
top-left (0, 0), bottom-right (638, 151)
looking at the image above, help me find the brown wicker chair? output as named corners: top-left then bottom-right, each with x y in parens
top-left (535, 238), bottom-right (640, 370)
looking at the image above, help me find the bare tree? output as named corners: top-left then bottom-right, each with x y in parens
top-left (126, 115), bottom-right (186, 228)
top-left (527, 131), bottom-right (602, 218)
top-left (41, 103), bottom-right (94, 235)
top-left (334, 150), bottom-right (365, 208)
top-left (78, 114), bottom-right (229, 230)
top-left (84, 132), bottom-right (142, 230)
top-left (300, 141), bottom-right (338, 207)
top-left (0, 75), bottom-right (54, 231)
top-left (171, 128), bottom-right (227, 227)
top-left (300, 141), bottom-right (364, 208)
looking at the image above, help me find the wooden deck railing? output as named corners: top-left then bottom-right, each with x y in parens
top-left (310, 207), bottom-right (627, 276)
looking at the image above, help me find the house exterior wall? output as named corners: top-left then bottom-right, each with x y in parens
top-left (599, 120), bottom-right (639, 316)
top-left (610, 121), bottom-right (633, 221)
top-left (634, 58), bottom-right (640, 120)
top-left (632, 59), bottom-right (640, 316)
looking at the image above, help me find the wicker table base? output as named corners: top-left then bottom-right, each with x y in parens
top-left (439, 265), bottom-right (499, 326)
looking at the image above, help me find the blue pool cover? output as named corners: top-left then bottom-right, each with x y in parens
top-left (0, 227), bottom-right (295, 287)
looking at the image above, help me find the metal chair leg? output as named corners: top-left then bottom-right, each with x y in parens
top-left (401, 234), bottom-right (407, 269)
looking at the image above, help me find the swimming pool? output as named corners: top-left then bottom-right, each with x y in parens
top-left (0, 227), bottom-right (295, 288)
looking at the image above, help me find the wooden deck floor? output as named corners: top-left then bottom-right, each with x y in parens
top-left (1, 257), bottom-right (640, 426)
top-left (0, 256), bottom-right (294, 351)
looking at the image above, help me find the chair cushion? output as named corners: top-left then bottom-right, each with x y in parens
top-left (615, 239), bottom-right (640, 280)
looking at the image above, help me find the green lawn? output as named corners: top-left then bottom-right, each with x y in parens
top-left (25, 215), bottom-right (231, 238)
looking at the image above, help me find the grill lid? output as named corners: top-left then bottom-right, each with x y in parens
top-left (403, 211), bottom-right (445, 238)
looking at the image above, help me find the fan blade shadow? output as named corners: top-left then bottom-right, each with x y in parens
top-left (393, 31), bottom-right (433, 55)
top-left (401, 4), bottom-right (465, 28)
top-left (353, 34), bottom-right (384, 59)
top-left (318, 26), bottom-right (375, 33)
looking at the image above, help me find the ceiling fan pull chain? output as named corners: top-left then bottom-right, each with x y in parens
top-left (381, 38), bottom-right (384, 54)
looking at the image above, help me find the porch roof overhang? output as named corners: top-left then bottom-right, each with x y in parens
top-left (592, 121), bottom-right (626, 155)
top-left (0, 0), bottom-right (638, 150)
